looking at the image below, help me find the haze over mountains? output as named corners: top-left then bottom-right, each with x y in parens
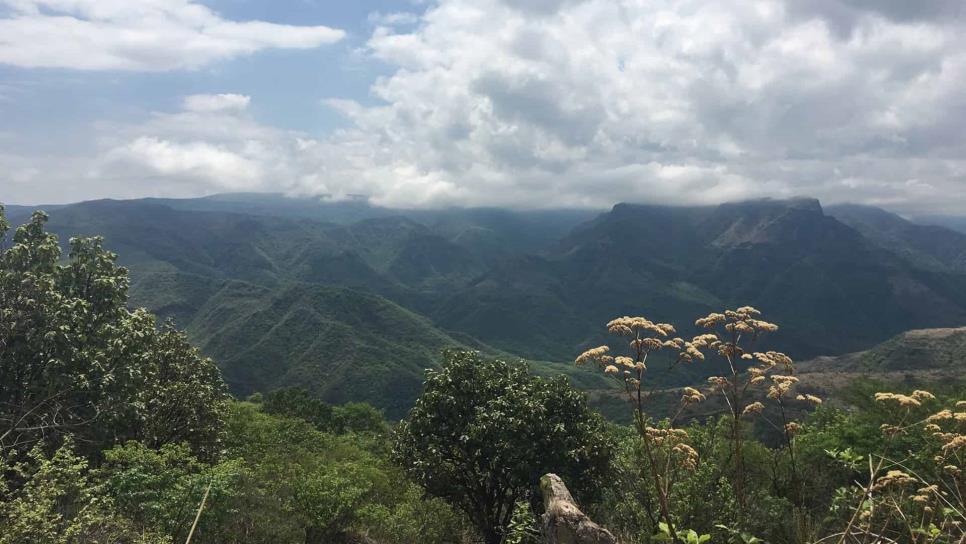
top-left (5, 194), bottom-right (966, 416)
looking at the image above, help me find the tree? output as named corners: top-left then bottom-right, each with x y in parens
top-left (393, 350), bottom-right (613, 544)
top-left (262, 388), bottom-right (387, 436)
top-left (0, 208), bottom-right (228, 458)
top-left (0, 438), bottom-right (168, 544)
top-left (262, 387), bottom-right (336, 431)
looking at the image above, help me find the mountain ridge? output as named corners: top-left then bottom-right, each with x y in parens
top-left (4, 194), bottom-right (966, 412)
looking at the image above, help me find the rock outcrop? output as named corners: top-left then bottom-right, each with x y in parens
top-left (540, 474), bottom-right (617, 544)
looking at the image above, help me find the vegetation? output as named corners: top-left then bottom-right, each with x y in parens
top-left (21, 196), bottom-right (966, 413)
top-left (393, 350), bottom-right (613, 544)
top-left (0, 209), bottom-right (227, 459)
top-left (577, 310), bottom-right (965, 544)
top-left (2, 204), bottom-right (965, 544)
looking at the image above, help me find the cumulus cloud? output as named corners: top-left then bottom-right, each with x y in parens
top-left (0, 0), bottom-right (345, 71)
top-left (87, 97), bottom-right (325, 196)
top-left (367, 11), bottom-right (420, 26)
top-left (183, 94), bottom-right (251, 113)
top-left (296, 0), bottom-right (966, 213)
top-left (5, 0), bottom-right (966, 214)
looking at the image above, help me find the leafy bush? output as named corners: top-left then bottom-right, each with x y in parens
top-left (393, 350), bottom-right (613, 544)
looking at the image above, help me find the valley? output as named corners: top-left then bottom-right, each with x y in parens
top-left (9, 194), bottom-right (966, 416)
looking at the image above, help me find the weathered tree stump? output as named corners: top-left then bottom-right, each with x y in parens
top-left (540, 473), bottom-right (617, 544)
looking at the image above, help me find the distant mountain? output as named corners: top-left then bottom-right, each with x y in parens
top-left (828, 204), bottom-right (966, 273)
top-left (436, 198), bottom-right (966, 361)
top-left (4, 194), bottom-right (966, 412)
top-left (796, 327), bottom-right (966, 405)
top-left (184, 280), bottom-right (474, 418)
top-left (801, 326), bottom-right (966, 374)
top-left (912, 214), bottom-right (966, 235)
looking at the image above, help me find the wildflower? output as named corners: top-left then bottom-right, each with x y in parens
top-left (679, 343), bottom-right (705, 363)
top-left (784, 422), bottom-right (801, 435)
top-left (911, 390), bottom-right (936, 401)
top-left (872, 470), bottom-right (917, 490)
top-left (942, 435), bottom-right (966, 453)
top-left (874, 392), bottom-right (921, 408)
top-left (755, 351), bottom-right (793, 369)
top-left (604, 365), bottom-right (619, 375)
top-left (927, 410), bottom-right (954, 422)
top-left (736, 306), bottom-right (761, 316)
top-left (606, 316), bottom-right (675, 337)
top-left (672, 443), bottom-right (699, 471)
top-left (695, 313), bottom-right (725, 328)
top-left (681, 387), bottom-right (705, 404)
top-left (614, 356), bottom-right (635, 368)
top-left (742, 402), bottom-right (764, 417)
top-left (956, 400), bottom-right (966, 409)
top-left (750, 319), bottom-right (779, 333)
top-left (796, 394), bottom-right (822, 405)
top-left (690, 334), bottom-right (720, 348)
top-left (768, 375), bottom-right (798, 399)
top-left (575, 346), bottom-right (610, 366)
top-left (664, 338), bottom-right (684, 350)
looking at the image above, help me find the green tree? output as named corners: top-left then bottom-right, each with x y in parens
top-left (262, 387), bottom-right (336, 431)
top-left (225, 402), bottom-right (467, 543)
top-left (0, 438), bottom-right (167, 544)
top-left (333, 402), bottom-right (387, 435)
top-left (0, 209), bottom-right (228, 459)
top-left (393, 350), bottom-right (613, 544)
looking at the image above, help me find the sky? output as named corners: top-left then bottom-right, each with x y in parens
top-left (1, 0), bottom-right (966, 214)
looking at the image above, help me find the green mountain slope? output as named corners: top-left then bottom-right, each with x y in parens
top-left (828, 204), bottom-right (966, 273)
top-left (433, 199), bottom-right (966, 361)
top-left (801, 326), bottom-right (966, 373)
top-left (6, 195), bottom-right (966, 414)
top-left (184, 281), bottom-right (474, 418)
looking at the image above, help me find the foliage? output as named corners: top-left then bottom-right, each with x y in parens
top-left (0, 439), bottom-right (167, 544)
top-left (504, 500), bottom-right (540, 544)
top-left (0, 209), bottom-right (229, 459)
top-left (25, 196), bottom-right (966, 415)
top-left (98, 441), bottom-right (245, 543)
top-left (5, 204), bottom-right (966, 544)
top-left (223, 402), bottom-right (469, 543)
top-left (393, 350), bottom-right (613, 544)
top-left (576, 308), bottom-right (811, 540)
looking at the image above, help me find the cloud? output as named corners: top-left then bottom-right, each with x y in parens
top-left (183, 94), bottom-right (251, 113)
top-left (367, 11), bottom-right (420, 26)
top-left (0, 0), bottom-right (345, 71)
top-left (292, 0), bottom-right (966, 213)
top-left (5, 0), bottom-right (966, 215)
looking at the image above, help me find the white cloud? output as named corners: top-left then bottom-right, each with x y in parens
top-left (299, 0), bottom-right (966, 213)
top-left (367, 11), bottom-right (420, 26)
top-left (105, 137), bottom-right (262, 189)
top-left (0, 0), bottom-right (345, 71)
top-left (5, 0), bottom-right (966, 214)
top-left (183, 94), bottom-right (251, 113)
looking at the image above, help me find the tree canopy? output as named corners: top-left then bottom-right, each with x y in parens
top-left (0, 207), bottom-right (229, 459)
top-left (393, 350), bottom-right (614, 544)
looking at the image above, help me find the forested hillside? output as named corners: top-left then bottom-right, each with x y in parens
top-left (2, 203), bottom-right (965, 544)
top-left (7, 195), bottom-right (966, 412)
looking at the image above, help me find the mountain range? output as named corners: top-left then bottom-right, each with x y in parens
top-left (4, 193), bottom-right (966, 416)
